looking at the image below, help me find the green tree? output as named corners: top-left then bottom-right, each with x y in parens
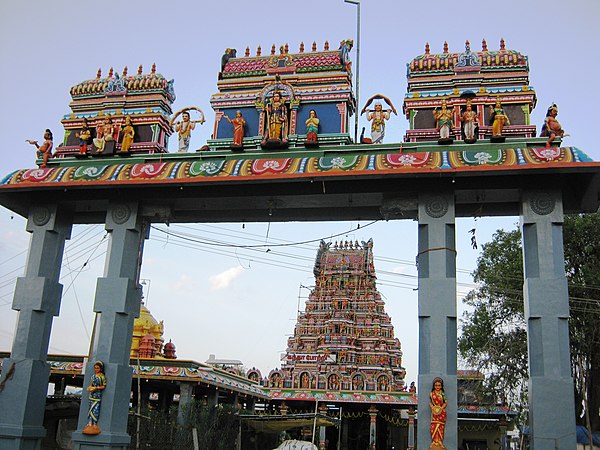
top-left (458, 213), bottom-right (600, 432)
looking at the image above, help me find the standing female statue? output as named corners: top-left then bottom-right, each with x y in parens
top-left (429, 377), bottom-right (447, 449)
top-left (82, 361), bottom-right (107, 435)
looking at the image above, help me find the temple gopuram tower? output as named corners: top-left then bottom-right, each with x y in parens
top-left (274, 239), bottom-right (406, 392)
top-left (403, 39), bottom-right (536, 142)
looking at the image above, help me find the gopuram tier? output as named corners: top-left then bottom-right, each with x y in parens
top-left (210, 41), bottom-right (355, 150)
top-left (54, 64), bottom-right (175, 158)
top-left (266, 239), bottom-right (406, 393)
top-left (404, 39), bottom-right (537, 143)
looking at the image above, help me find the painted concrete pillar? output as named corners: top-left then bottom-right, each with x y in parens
top-left (368, 405), bottom-right (377, 449)
top-left (72, 202), bottom-right (147, 450)
top-left (319, 425), bottom-right (326, 450)
top-left (407, 407), bottom-right (416, 450)
top-left (520, 190), bottom-right (576, 449)
top-left (177, 383), bottom-right (194, 426)
top-left (0, 204), bottom-right (72, 450)
top-left (417, 192), bottom-right (457, 450)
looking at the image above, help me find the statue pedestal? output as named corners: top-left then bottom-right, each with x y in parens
top-left (261, 139), bottom-right (289, 150)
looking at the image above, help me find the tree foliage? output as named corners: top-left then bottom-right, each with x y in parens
top-left (458, 213), bottom-right (600, 430)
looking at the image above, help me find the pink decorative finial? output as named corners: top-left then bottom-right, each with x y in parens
top-left (245, 47), bottom-right (250, 57)
top-left (500, 38), bottom-right (505, 50)
top-left (482, 38), bottom-right (488, 51)
top-left (312, 41), bottom-right (317, 52)
top-left (151, 63), bottom-right (156, 74)
top-left (138, 64), bottom-right (143, 75)
top-left (271, 44), bottom-right (276, 55)
top-left (324, 40), bottom-right (329, 51)
top-left (284, 43), bottom-right (289, 53)
top-left (443, 41), bottom-right (448, 54)
top-left (96, 68), bottom-right (102, 79)
top-left (122, 66), bottom-right (127, 77)
top-left (256, 45), bottom-right (261, 56)
top-left (300, 42), bottom-right (305, 53)
top-left (425, 43), bottom-right (430, 54)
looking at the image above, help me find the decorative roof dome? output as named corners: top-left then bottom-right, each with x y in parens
top-left (131, 304), bottom-right (164, 359)
top-left (69, 64), bottom-right (175, 102)
top-left (408, 39), bottom-right (528, 74)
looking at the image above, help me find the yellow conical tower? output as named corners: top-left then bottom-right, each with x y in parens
top-left (130, 304), bottom-right (165, 359)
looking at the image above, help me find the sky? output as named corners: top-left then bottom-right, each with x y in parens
top-left (0, 0), bottom-right (599, 385)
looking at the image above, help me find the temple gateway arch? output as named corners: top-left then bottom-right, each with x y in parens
top-left (1, 146), bottom-right (599, 449)
top-left (1, 40), bottom-right (600, 449)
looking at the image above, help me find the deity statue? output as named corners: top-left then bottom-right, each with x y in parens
top-left (224, 110), bottom-right (246, 149)
top-left (175, 111), bottom-right (196, 152)
top-left (82, 361), bottom-right (107, 435)
top-left (170, 107), bottom-right (205, 152)
top-left (429, 378), bottom-right (447, 450)
top-left (367, 102), bottom-right (391, 144)
top-left (433, 99), bottom-right (453, 143)
top-left (119, 116), bottom-right (135, 154)
top-left (93, 116), bottom-right (115, 153)
top-left (540, 103), bottom-right (566, 147)
top-left (459, 99), bottom-right (479, 143)
top-left (305, 110), bottom-right (319, 147)
top-left (339, 39), bottom-right (354, 74)
top-left (75, 118), bottom-right (92, 156)
top-left (26, 129), bottom-right (53, 168)
top-left (301, 372), bottom-right (310, 389)
top-left (489, 97), bottom-right (510, 141)
top-left (262, 91), bottom-right (288, 145)
top-left (361, 94), bottom-right (397, 144)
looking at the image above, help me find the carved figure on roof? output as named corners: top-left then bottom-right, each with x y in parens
top-left (93, 116), bottom-right (115, 153)
top-left (224, 110), bottom-right (246, 149)
top-left (456, 40), bottom-right (481, 68)
top-left (175, 111), bottom-right (195, 152)
top-left (75, 118), bottom-right (92, 156)
top-left (489, 97), bottom-right (510, 141)
top-left (433, 99), bottom-right (454, 144)
top-left (119, 116), bottom-right (135, 154)
top-left (429, 377), bottom-right (447, 450)
top-left (219, 48), bottom-right (237, 79)
top-left (262, 91), bottom-right (288, 146)
top-left (339, 39), bottom-right (354, 74)
top-left (459, 99), bottom-right (479, 143)
top-left (82, 361), bottom-right (106, 435)
top-left (305, 110), bottom-right (319, 147)
top-left (540, 103), bottom-right (566, 147)
top-left (367, 103), bottom-right (391, 144)
top-left (26, 129), bottom-right (53, 168)
top-left (361, 94), bottom-right (397, 144)
top-left (170, 107), bottom-right (205, 153)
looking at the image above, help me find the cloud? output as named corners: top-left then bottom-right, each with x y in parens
top-left (209, 266), bottom-right (244, 291)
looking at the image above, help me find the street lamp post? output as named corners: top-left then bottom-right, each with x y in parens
top-left (344, 0), bottom-right (360, 144)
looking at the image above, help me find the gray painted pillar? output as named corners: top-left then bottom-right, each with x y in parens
top-left (177, 383), bottom-right (194, 426)
top-left (0, 204), bottom-right (72, 450)
top-left (417, 192), bottom-right (457, 450)
top-left (521, 190), bottom-right (576, 449)
top-left (72, 202), bottom-right (147, 450)
top-left (407, 408), bottom-right (415, 450)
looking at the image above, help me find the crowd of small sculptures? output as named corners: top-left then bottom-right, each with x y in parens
top-left (26, 39), bottom-right (567, 169)
top-left (26, 96), bottom-right (566, 168)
